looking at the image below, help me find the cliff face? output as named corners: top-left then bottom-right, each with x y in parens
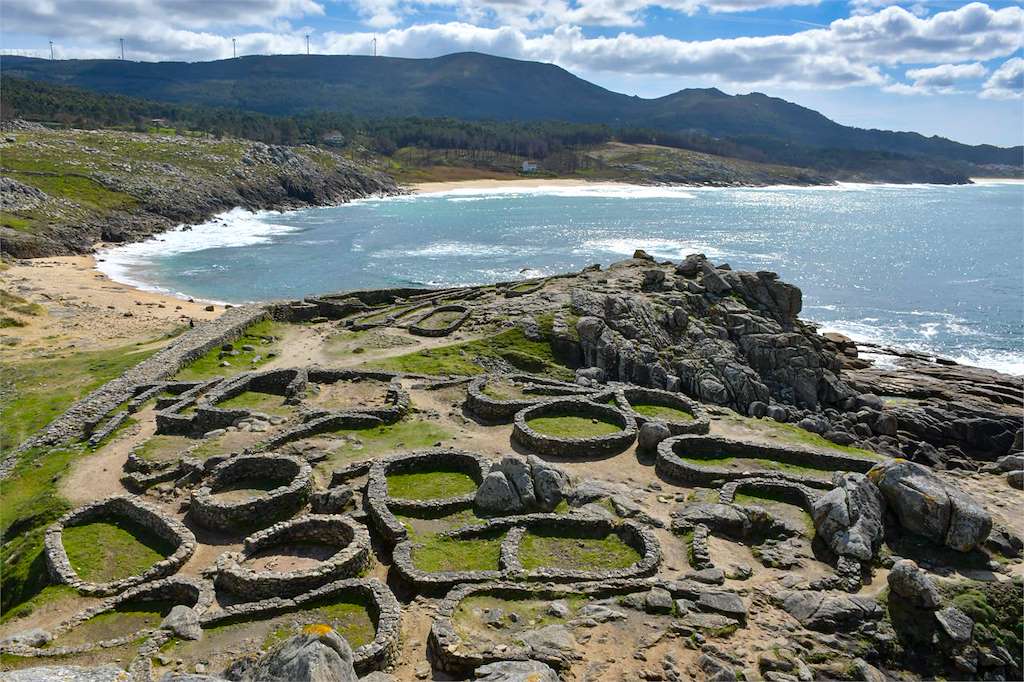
top-left (0, 123), bottom-right (400, 258)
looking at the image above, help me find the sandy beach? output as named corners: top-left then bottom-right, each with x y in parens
top-left (1, 254), bottom-right (224, 362)
top-left (2, 178), bottom-right (583, 360)
top-left (411, 177), bottom-right (595, 193)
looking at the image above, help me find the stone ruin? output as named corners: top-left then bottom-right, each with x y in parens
top-left (3, 254), bottom-right (1021, 682)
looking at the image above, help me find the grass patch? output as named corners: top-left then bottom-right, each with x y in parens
top-left (719, 412), bottom-right (881, 459)
top-left (519, 528), bottom-right (641, 571)
top-left (676, 453), bottom-right (838, 480)
top-left (0, 585), bottom-right (80, 625)
top-left (134, 434), bottom-right (194, 463)
top-left (262, 597), bottom-right (376, 650)
top-left (173, 318), bottom-right (283, 380)
top-left (6, 171), bottom-right (136, 213)
top-left (734, 491), bottom-right (815, 536)
top-left (416, 309), bottom-right (464, 330)
top-left (943, 580), bottom-right (1022, 663)
top-left (387, 469), bottom-right (478, 500)
top-left (62, 519), bottom-right (176, 584)
top-left (326, 419), bottom-right (451, 462)
top-left (454, 594), bottom-right (586, 636)
top-left (0, 289), bottom-right (44, 315)
top-left (216, 390), bottom-right (293, 417)
top-left (0, 342), bottom-right (159, 451)
top-left (526, 415), bottom-right (622, 438)
top-left (54, 600), bottom-right (175, 647)
top-left (366, 326), bottom-right (572, 380)
top-left (632, 403), bottom-right (694, 421)
top-left (410, 532), bottom-right (504, 573)
top-left (0, 445), bottom-right (85, 614)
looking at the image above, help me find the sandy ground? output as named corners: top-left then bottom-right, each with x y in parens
top-left (1, 255), bottom-right (224, 362)
top-left (411, 177), bottom-right (596, 193)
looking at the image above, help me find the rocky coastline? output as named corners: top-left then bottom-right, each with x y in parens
top-left (0, 121), bottom-right (401, 259)
top-left (1, 252), bottom-right (1021, 682)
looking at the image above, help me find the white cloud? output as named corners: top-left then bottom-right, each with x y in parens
top-left (344, 0), bottom-right (825, 30)
top-left (321, 4), bottom-right (1023, 90)
top-left (886, 61), bottom-right (988, 95)
top-left (3, 0), bottom-right (1022, 100)
top-left (980, 57), bottom-right (1024, 99)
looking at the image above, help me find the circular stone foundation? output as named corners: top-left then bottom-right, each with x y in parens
top-left (214, 514), bottom-right (372, 600)
top-left (190, 454), bottom-right (313, 531)
top-left (0, 576), bottom-right (212, 661)
top-left (617, 386), bottom-right (710, 435)
top-left (44, 495), bottom-right (196, 596)
top-left (512, 398), bottom-right (636, 458)
top-left (408, 305), bottom-right (471, 337)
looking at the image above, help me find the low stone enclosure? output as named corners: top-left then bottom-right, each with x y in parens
top-left (212, 514), bottom-right (372, 600)
top-left (189, 453), bottom-right (313, 531)
top-left (199, 577), bottom-right (402, 675)
top-left (366, 449), bottom-right (491, 547)
top-left (304, 367), bottom-right (410, 422)
top-left (392, 513), bottom-right (661, 593)
top-left (44, 495), bottom-right (197, 596)
top-left (428, 576), bottom-right (745, 674)
top-left (408, 304), bottom-right (472, 337)
top-left (512, 397), bottom-right (638, 458)
top-left (0, 576), bottom-right (212, 661)
top-left (655, 433), bottom-right (876, 487)
top-left (465, 373), bottom-right (598, 423)
top-left (503, 278), bottom-right (546, 297)
top-left (615, 386), bottom-right (711, 435)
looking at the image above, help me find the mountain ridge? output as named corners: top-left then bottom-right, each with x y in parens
top-left (3, 52), bottom-right (1020, 167)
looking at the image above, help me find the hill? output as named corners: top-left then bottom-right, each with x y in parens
top-left (4, 52), bottom-right (1020, 168)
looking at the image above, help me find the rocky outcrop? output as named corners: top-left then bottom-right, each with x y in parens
top-left (475, 455), bottom-right (572, 515)
top-left (569, 259), bottom-right (853, 415)
top-left (251, 629), bottom-right (358, 682)
top-left (474, 660), bottom-right (560, 681)
top-left (812, 472), bottom-right (885, 561)
top-left (776, 590), bottom-right (883, 632)
top-left (1, 127), bottom-right (400, 259)
top-left (868, 459), bottom-right (991, 551)
top-left (887, 559), bottom-right (940, 609)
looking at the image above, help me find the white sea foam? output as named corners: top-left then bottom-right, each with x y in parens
top-left (950, 349), bottom-right (1024, 376)
top-left (416, 183), bottom-right (698, 200)
top-left (96, 207), bottom-right (297, 300)
top-left (577, 237), bottom-right (729, 261)
top-left (370, 241), bottom-right (532, 259)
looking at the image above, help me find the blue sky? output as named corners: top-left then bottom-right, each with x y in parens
top-left (2, 0), bottom-right (1021, 145)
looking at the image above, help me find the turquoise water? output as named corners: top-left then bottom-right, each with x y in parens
top-left (99, 182), bottom-right (1024, 374)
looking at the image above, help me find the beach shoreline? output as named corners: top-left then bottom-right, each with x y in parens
top-left (410, 177), bottom-right (597, 193)
top-left (1, 254), bottom-right (224, 363)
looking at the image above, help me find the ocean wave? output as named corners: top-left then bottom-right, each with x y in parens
top-left (416, 183), bottom-right (698, 201)
top-left (369, 241), bottom-right (532, 259)
top-left (577, 237), bottom-right (730, 261)
top-left (96, 207), bottom-right (297, 301)
top-left (949, 349), bottom-right (1024, 376)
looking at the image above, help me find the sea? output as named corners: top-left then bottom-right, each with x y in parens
top-left (97, 181), bottom-right (1024, 375)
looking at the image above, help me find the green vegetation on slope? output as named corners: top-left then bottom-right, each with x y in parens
top-left (0, 341), bottom-right (158, 451)
top-left (1, 446), bottom-right (81, 614)
top-left (61, 520), bottom-right (176, 584)
top-left (366, 326), bottom-right (572, 380)
top-left (173, 318), bottom-right (282, 380)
